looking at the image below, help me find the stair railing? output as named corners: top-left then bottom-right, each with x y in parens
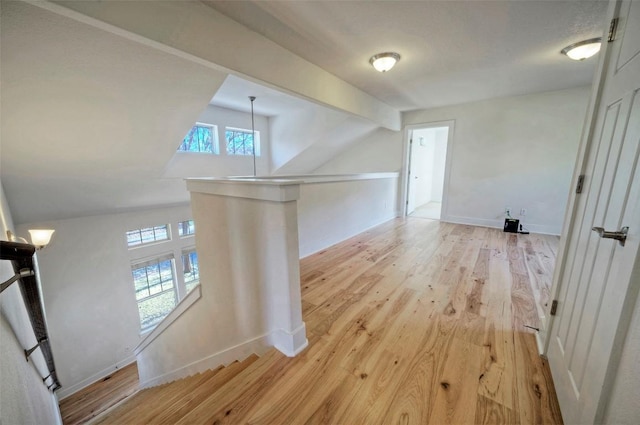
top-left (1, 240), bottom-right (61, 391)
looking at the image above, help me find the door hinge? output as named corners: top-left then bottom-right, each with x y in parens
top-left (608, 18), bottom-right (618, 42)
top-left (550, 300), bottom-right (559, 316)
top-left (576, 174), bottom-right (585, 194)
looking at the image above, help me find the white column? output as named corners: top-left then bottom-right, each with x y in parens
top-left (187, 178), bottom-right (308, 357)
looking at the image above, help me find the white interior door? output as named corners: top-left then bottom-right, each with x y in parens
top-left (547, 1), bottom-right (640, 423)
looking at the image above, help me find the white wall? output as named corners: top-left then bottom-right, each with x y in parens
top-left (0, 181), bottom-right (62, 424)
top-left (16, 204), bottom-right (194, 399)
top-left (163, 105), bottom-right (271, 177)
top-left (297, 175), bottom-right (399, 258)
top-left (270, 106), bottom-right (377, 175)
top-left (403, 86), bottom-right (591, 234)
top-left (313, 128), bottom-right (403, 174)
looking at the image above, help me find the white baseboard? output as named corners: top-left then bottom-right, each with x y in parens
top-left (270, 323), bottom-right (308, 357)
top-left (138, 321), bottom-right (310, 389)
top-left (57, 355), bottom-right (136, 400)
top-left (442, 215), bottom-right (560, 236)
top-left (138, 333), bottom-right (273, 389)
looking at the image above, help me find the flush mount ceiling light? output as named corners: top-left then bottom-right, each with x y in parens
top-left (561, 37), bottom-right (602, 61)
top-left (369, 52), bottom-right (401, 72)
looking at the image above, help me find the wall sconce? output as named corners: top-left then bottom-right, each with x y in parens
top-left (6, 229), bottom-right (55, 250)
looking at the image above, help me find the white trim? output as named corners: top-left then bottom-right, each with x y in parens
top-left (225, 172), bottom-right (398, 184)
top-left (57, 355), bottom-right (136, 400)
top-left (135, 285), bottom-right (202, 353)
top-left (274, 172), bottom-right (399, 184)
top-left (401, 121), bottom-right (455, 218)
top-left (443, 215), bottom-right (561, 236)
top-left (270, 323), bottom-right (309, 357)
top-left (186, 178), bottom-right (301, 202)
top-left (138, 332), bottom-right (273, 388)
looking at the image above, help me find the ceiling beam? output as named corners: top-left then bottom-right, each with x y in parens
top-left (43, 0), bottom-right (400, 130)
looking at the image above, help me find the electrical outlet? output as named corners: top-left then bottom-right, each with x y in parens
top-left (520, 208), bottom-right (527, 216)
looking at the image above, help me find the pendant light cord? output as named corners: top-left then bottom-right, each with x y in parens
top-left (249, 96), bottom-right (257, 177)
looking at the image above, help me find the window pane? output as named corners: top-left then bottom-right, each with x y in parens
top-left (137, 290), bottom-right (177, 330)
top-left (126, 230), bottom-right (142, 246)
top-left (126, 224), bottom-right (169, 247)
top-left (153, 225), bottom-right (168, 241)
top-left (178, 125), bottom-right (215, 153)
top-left (132, 257), bottom-right (177, 330)
top-left (140, 228), bottom-right (155, 244)
top-left (226, 129), bottom-right (257, 156)
top-left (178, 220), bottom-right (195, 237)
top-left (182, 251), bottom-right (200, 294)
top-left (132, 267), bottom-right (150, 300)
top-left (159, 260), bottom-right (174, 285)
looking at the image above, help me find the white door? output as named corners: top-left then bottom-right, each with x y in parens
top-left (547, 1), bottom-right (640, 423)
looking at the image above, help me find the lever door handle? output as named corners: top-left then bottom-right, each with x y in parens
top-left (592, 226), bottom-right (629, 246)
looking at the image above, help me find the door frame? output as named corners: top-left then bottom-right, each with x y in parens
top-left (401, 121), bottom-right (455, 218)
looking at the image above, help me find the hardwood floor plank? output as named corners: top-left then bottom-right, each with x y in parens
top-left (428, 336), bottom-right (485, 424)
top-left (475, 394), bottom-right (519, 425)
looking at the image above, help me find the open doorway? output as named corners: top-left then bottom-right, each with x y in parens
top-left (405, 122), bottom-right (453, 220)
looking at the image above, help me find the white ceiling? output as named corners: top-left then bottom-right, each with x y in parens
top-left (206, 0), bottom-right (608, 111)
top-left (1, 0), bottom-right (610, 224)
top-left (211, 75), bottom-right (310, 117)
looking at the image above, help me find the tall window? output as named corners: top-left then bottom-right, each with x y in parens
top-left (225, 128), bottom-right (260, 156)
top-left (126, 219), bottom-right (201, 332)
top-left (132, 256), bottom-right (177, 331)
top-left (178, 124), bottom-right (218, 154)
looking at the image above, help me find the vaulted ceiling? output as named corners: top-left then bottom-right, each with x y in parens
top-left (1, 0), bottom-right (608, 224)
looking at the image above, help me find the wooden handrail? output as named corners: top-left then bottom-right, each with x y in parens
top-left (1, 240), bottom-right (61, 391)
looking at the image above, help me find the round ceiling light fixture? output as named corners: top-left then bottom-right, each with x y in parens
top-left (369, 52), bottom-right (401, 72)
top-left (561, 37), bottom-right (602, 61)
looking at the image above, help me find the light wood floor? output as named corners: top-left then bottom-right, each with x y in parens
top-left (59, 362), bottom-right (139, 424)
top-left (71, 218), bottom-right (563, 424)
